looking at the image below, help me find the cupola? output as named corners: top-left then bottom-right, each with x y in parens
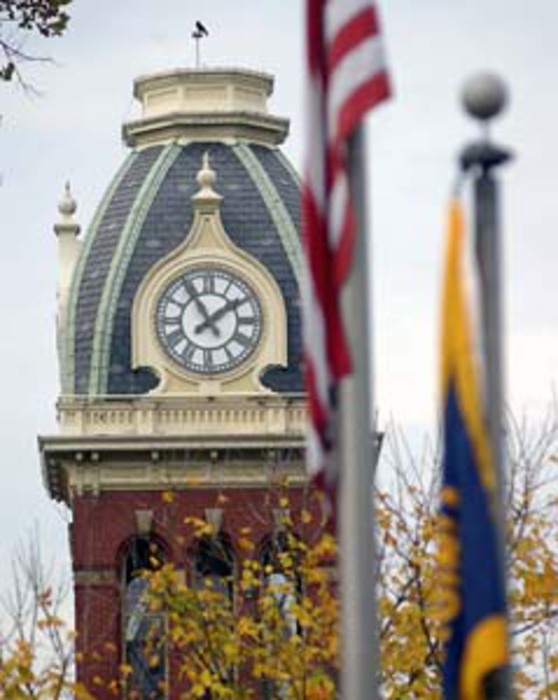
top-left (123, 68), bottom-right (290, 148)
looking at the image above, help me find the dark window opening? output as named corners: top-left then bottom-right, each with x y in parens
top-left (122, 537), bottom-right (166, 699)
top-left (192, 533), bottom-right (235, 602)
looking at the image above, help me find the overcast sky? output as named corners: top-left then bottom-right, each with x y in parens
top-left (1, 1), bottom-right (557, 579)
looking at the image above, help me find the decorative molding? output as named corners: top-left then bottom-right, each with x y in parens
top-left (123, 114), bottom-right (289, 149)
top-left (61, 152), bottom-right (139, 394)
top-left (275, 149), bottom-right (302, 188)
top-left (53, 394), bottom-right (306, 438)
top-left (45, 453), bottom-right (306, 505)
top-left (74, 569), bottom-right (116, 587)
top-left (135, 509), bottom-right (154, 535)
top-left (233, 143), bottom-right (303, 287)
top-left (54, 182), bottom-right (81, 323)
top-left (40, 401), bottom-right (307, 503)
top-left (131, 155), bottom-right (288, 396)
top-left (89, 144), bottom-right (182, 395)
top-left (205, 508), bottom-right (223, 533)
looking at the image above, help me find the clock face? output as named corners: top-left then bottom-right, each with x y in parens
top-left (155, 267), bottom-right (263, 375)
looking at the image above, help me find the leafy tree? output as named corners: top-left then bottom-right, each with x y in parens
top-left (143, 516), bottom-right (338, 700)
top-left (0, 537), bottom-right (91, 698)
top-left (136, 408), bottom-right (558, 699)
top-left (0, 0), bottom-right (71, 85)
top-left (2, 408), bottom-right (557, 698)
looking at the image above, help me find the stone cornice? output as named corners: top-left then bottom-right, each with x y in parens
top-left (123, 112), bottom-right (289, 148)
top-left (39, 393), bottom-right (307, 503)
top-left (40, 436), bottom-right (306, 504)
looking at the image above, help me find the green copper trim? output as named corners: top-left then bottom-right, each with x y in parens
top-left (60, 151), bottom-right (139, 395)
top-left (275, 148), bottom-right (302, 187)
top-left (88, 143), bottom-right (182, 395)
top-left (232, 143), bottom-right (303, 286)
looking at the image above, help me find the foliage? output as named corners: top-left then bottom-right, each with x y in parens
top-left (0, 0), bottom-right (71, 84)
top-left (138, 409), bottom-right (558, 699)
top-left (142, 515), bottom-right (338, 700)
top-left (2, 410), bottom-right (557, 698)
top-left (0, 537), bottom-right (91, 698)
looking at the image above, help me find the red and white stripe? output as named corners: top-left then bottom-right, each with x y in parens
top-left (303, 0), bottom-right (390, 498)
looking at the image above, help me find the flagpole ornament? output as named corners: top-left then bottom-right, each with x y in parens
top-left (459, 72), bottom-right (513, 173)
top-left (461, 72), bottom-right (509, 122)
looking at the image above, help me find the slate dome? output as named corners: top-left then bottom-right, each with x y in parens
top-left (58, 68), bottom-right (303, 397)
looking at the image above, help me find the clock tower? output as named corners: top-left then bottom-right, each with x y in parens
top-left (39, 66), bottom-right (308, 698)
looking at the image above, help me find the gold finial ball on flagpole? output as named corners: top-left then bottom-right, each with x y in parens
top-left (461, 72), bottom-right (509, 121)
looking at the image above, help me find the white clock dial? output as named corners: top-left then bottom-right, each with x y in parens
top-left (155, 267), bottom-right (263, 375)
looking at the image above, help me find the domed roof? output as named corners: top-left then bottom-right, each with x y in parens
top-left (59, 69), bottom-right (303, 397)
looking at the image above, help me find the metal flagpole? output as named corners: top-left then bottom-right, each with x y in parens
top-left (338, 125), bottom-right (379, 700)
top-left (460, 73), bottom-right (513, 699)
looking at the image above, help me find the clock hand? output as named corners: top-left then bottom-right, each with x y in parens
top-left (194, 298), bottom-right (242, 334)
top-left (184, 279), bottom-right (220, 337)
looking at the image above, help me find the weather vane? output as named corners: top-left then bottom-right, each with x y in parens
top-left (191, 21), bottom-right (209, 68)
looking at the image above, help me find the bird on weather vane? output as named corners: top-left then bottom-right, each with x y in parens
top-left (192, 21), bottom-right (209, 68)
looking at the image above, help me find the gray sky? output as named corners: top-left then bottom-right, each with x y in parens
top-left (0, 1), bottom-right (557, 578)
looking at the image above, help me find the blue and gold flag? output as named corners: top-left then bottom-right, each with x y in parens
top-left (438, 200), bottom-right (509, 699)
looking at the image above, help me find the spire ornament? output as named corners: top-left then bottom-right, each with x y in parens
top-left (54, 180), bottom-right (81, 318)
top-left (57, 181), bottom-right (77, 225)
top-left (192, 152), bottom-right (222, 208)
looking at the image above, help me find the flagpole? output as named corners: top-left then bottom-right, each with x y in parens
top-left (460, 73), bottom-right (513, 699)
top-left (338, 125), bottom-right (378, 700)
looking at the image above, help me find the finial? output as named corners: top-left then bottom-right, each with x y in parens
top-left (462, 72), bottom-right (509, 123)
top-left (192, 152), bottom-right (222, 207)
top-left (58, 181), bottom-right (77, 222)
top-left (459, 73), bottom-right (513, 174)
top-left (196, 152), bottom-right (217, 190)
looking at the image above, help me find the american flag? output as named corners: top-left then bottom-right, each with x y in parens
top-left (302, 0), bottom-right (391, 499)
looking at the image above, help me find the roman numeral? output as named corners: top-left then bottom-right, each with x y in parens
top-left (162, 301), bottom-right (183, 318)
top-left (237, 316), bottom-right (256, 327)
top-left (232, 332), bottom-right (251, 348)
top-left (172, 285), bottom-right (189, 304)
top-left (182, 343), bottom-right (196, 362)
top-left (223, 279), bottom-right (233, 295)
top-left (203, 350), bottom-right (213, 369)
top-left (165, 327), bottom-right (183, 345)
top-left (203, 274), bottom-right (215, 293)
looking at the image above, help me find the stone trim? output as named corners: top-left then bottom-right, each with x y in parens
top-left (89, 144), bottom-right (182, 395)
top-left (135, 509), bottom-right (154, 535)
top-left (41, 439), bottom-right (307, 503)
top-left (74, 569), bottom-right (116, 586)
top-left (54, 394), bottom-right (307, 438)
top-left (133, 67), bottom-right (276, 102)
top-left (123, 112), bottom-right (289, 149)
top-left (275, 148), bottom-right (302, 187)
top-left (66, 462), bottom-right (306, 502)
top-left (233, 143), bottom-right (303, 287)
top-left (61, 152), bottom-right (139, 394)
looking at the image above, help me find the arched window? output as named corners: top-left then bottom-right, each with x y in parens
top-left (260, 532), bottom-right (301, 636)
top-left (192, 533), bottom-right (235, 602)
top-left (121, 537), bottom-right (166, 699)
top-left (260, 533), bottom-right (302, 699)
